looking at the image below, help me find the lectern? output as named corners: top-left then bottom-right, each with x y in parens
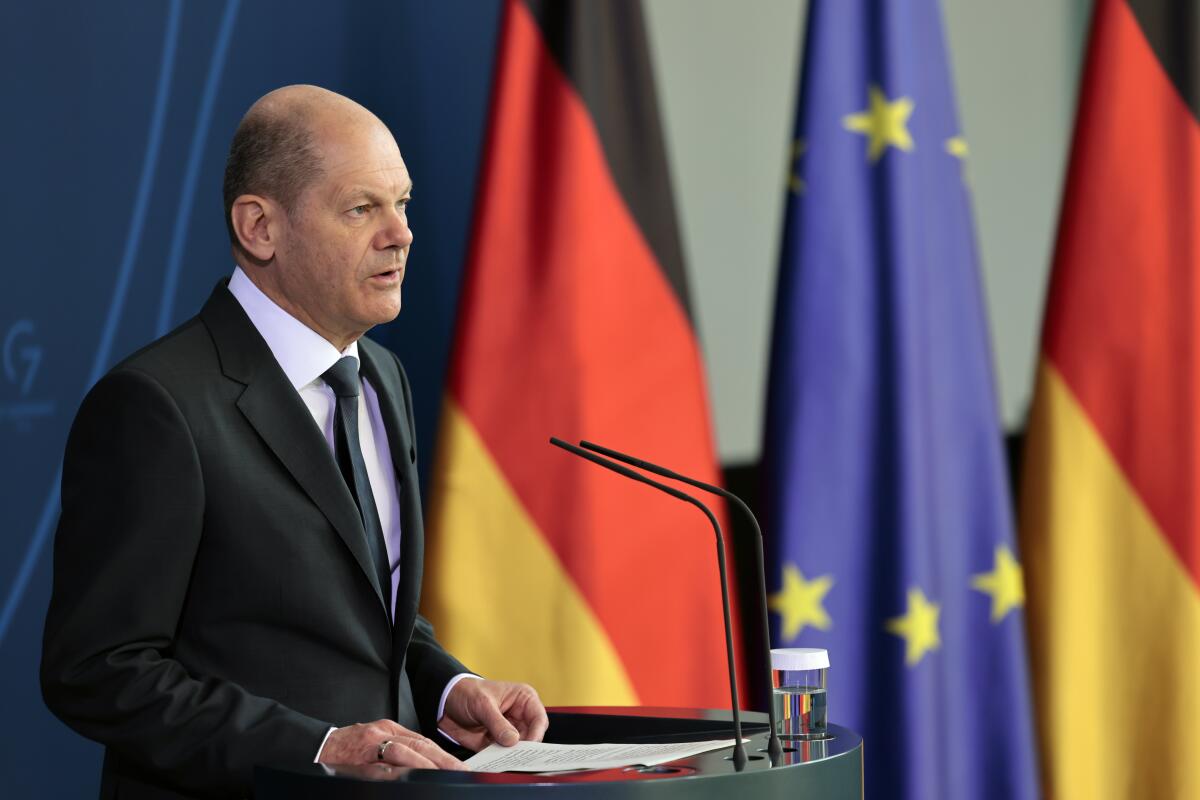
top-left (255, 707), bottom-right (864, 799)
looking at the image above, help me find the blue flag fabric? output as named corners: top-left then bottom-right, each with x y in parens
top-left (762, 1), bottom-right (1040, 797)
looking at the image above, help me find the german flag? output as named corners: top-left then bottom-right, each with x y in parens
top-left (1019, 0), bottom-right (1200, 796)
top-left (423, 0), bottom-right (739, 709)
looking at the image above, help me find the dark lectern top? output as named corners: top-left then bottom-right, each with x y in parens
top-left (255, 707), bottom-right (864, 799)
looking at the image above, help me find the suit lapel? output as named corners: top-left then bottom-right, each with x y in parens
top-left (200, 285), bottom-right (391, 621)
top-left (359, 343), bottom-right (423, 657)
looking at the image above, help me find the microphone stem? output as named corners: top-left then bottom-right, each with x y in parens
top-left (579, 440), bottom-right (784, 763)
top-left (549, 438), bottom-right (748, 770)
top-left (702, 504), bottom-right (750, 771)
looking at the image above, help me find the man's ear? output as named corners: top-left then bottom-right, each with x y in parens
top-left (230, 194), bottom-right (280, 263)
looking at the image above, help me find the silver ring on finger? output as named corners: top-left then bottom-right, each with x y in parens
top-left (377, 740), bottom-right (394, 761)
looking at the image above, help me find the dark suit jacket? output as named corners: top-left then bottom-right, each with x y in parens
top-left (41, 284), bottom-right (468, 799)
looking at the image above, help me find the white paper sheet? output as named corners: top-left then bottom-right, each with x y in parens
top-left (464, 739), bottom-right (745, 773)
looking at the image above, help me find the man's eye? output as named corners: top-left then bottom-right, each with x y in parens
top-left (397, 199), bottom-right (410, 212)
top-left (350, 204), bottom-right (370, 216)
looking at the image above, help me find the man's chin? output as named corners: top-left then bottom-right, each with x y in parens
top-left (365, 293), bottom-right (402, 327)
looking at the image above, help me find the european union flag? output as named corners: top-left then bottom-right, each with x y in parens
top-left (762, 1), bottom-right (1040, 797)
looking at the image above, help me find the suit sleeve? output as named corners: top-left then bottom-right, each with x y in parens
top-left (41, 368), bottom-right (331, 798)
top-left (408, 614), bottom-right (473, 734)
top-left (389, 353), bottom-right (477, 734)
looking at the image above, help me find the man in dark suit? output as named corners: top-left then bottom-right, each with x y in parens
top-left (41, 85), bottom-right (547, 799)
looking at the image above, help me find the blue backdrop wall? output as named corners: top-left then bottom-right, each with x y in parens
top-left (0, 2), bottom-right (501, 795)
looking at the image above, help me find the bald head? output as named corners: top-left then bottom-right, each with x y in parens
top-left (222, 85), bottom-right (385, 254)
top-left (222, 85), bottom-right (414, 350)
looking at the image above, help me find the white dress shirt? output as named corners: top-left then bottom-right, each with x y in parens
top-left (228, 267), bottom-right (403, 608)
top-left (227, 268), bottom-right (476, 759)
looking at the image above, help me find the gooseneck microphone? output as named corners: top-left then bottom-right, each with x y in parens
top-left (578, 439), bottom-right (784, 764)
top-left (548, 437), bottom-right (749, 771)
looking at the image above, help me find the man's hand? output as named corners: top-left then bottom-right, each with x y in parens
top-left (439, 679), bottom-right (549, 751)
top-left (318, 719), bottom-right (468, 770)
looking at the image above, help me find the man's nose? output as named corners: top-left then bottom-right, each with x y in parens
top-left (376, 207), bottom-right (413, 251)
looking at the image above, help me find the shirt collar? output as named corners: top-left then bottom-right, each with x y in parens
top-left (227, 266), bottom-right (359, 390)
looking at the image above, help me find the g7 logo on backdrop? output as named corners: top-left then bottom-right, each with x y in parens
top-left (4, 320), bottom-right (42, 396)
top-left (0, 320), bottom-right (53, 431)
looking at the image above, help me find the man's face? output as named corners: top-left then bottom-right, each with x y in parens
top-left (273, 118), bottom-right (413, 348)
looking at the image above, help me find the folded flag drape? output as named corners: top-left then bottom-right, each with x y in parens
top-left (762, 1), bottom-right (1039, 796)
top-left (424, 0), bottom-right (739, 709)
top-left (1020, 0), bottom-right (1200, 796)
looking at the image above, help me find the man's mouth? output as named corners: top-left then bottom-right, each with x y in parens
top-left (367, 268), bottom-right (400, 287)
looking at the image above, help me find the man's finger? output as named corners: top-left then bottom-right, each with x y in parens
top-left (407, 736), bottom-right (470, 770)
top-left (382, 742), bottom-right (438, 770)
top-left (457, 733), bottom-right (488, 753)
top-left (524, 707), bottom-right (550, 742)
top-left (474, 696), bottom-right (520, 746)
top-left (507, 690), bottom-right (549, 742)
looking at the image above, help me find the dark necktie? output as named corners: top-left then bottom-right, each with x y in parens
top-left (321, 357), bottom-right (393, 620)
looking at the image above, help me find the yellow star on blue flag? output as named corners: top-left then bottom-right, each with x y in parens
top-left (788, 139), bottom-right (807, 194)
top-left (768, 564), bottom-right (832, 640)
top-left (885, 587), bottom-right (941, 666)
top-left (842, 85), bottom-right (915, 162)
top-left (971, 544), bottom-right (1024, 622)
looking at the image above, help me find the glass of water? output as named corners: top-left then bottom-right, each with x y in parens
top-left (770, 647), bottom-right (829, 739)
